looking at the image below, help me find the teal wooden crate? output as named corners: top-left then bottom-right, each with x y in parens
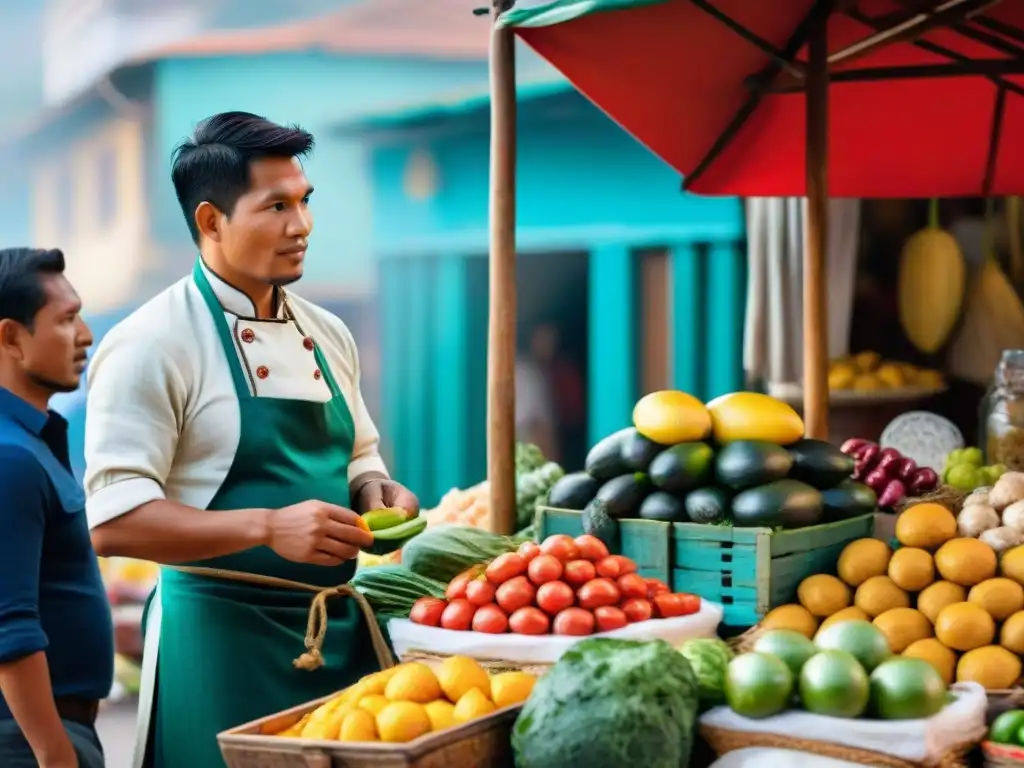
top-left (535, 506), bottom-right (671, 583)
top-left (671, 514), bottom-right (876, 628)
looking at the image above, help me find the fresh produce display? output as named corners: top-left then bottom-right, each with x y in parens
top-left (724, 623), bottom-right (950, 721)
top-left (511, 638), bottom-right (699, 768)
top-left (358, 507), bottom-right (427, 555)
top-left (759, 501), bottom-right (1024, 690)
top-left (402, 525), bottom-right (528, 584)
top-left (827, 352), bottom-right (944, 393)
top-left (839, 438), bottom-right (939, 509)
top-left (953, 471), bottom-right (1024, 550)
top-left (270, 656), bottom-right (537, 742)
top-left (678, 637), bottom-right (734, 704)
top-left (942, 445), bottom-right (1008, 492)
top-left (408, 534), bottom-right (700, 636)
top-left (424, 443), bottom-right (564, 532)
top-left (549, 389), bottom-right (876, 532)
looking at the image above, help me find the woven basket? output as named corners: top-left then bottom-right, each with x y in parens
top-left (700, 724), bottom-right (975, 768)
top-left (726, 626), bottom-right (764, 655)
top-left (895, 486), bottom-right (968, 515)
top-left (398, 650), bottom-right (551, 678)
top-left (983, 740), bottom-right (1024, 767)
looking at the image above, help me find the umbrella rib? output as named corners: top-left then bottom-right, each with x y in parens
top-left (688, 0), bottom-right (806, 78)
top-left (973, 15), bottom-right (1024, 45)
top-left (681, 0), bottom-right (836, 191)
top-left (762, 59), bottom-right (1024, 93)
top-left (982, 84), bottom-right (1007, 197)
top-left (892, 0), bottom-right (1024, 58)
top-left (846, 7), bottom-right (1024, 99)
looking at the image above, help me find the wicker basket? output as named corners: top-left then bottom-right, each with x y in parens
top-left (700, 723), bottom-right (975, 768)
top-left (397, 650), bottom-right (551, 678)
top-left (218, 694), bottom-right (520, 768)
top-left (895, 486), bottom-right (968, 515)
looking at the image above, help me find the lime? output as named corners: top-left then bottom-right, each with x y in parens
top-left (945, 463), bottom-right (980, 492)
top-left (962, 447), bottom-right (984, 467)
top-left (945, 448), bottom-right (966, 466)
top-left (724, 652), bottom-right (794, 719)
top-left (814, 620), bottom-right (892, 672)
top-left (752, 630), bottom-right (817, 677)
top-left (799, 650), bottom-right (870, 718)
top-left (991, 709), bottom-right (1024, 745)
top-left (869, 657), bottom-right (947, 720)
top-left (984, 464), bottom-right (1008, 484)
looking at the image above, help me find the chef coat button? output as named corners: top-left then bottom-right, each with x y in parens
top-left (240, 328), bottom-right (255, 344)
top-left (256, 366), bottom-right (270, 379)
top-left (303, 336), bottom-right (315, 351)
top-left (313, 369), bottom-right (322, 380)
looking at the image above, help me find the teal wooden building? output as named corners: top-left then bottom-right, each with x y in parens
top-left (345, 75), bottom-right (747, 507)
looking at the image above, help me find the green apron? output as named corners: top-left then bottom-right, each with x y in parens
top-left (134, 261), bottom-right (385, 768)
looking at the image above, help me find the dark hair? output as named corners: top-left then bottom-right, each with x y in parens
top-left (0, 248), bottom-right (66, 329)
top-left (171, 111), bottom-right (315, 244)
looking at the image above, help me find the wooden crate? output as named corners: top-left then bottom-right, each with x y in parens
top-left (218, 694), bottom-right (520, 768)
top-left (672, 514), bottom-right (876, 628)
top-left (536, 506), bottom-right (671, 583)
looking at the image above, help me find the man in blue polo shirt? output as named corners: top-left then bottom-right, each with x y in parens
top-left (0, 247), bottom-right (112, 767)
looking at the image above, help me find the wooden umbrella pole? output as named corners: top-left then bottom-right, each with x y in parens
top-left (803, 9), bottom-right (831, 440)
top-left (487, 6), bottom-right (518, 535)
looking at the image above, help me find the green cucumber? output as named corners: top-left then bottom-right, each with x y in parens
top-left (649, 443), bottom-right (715, 494)
top-left (731, 479), bottom-right (823, 529)
top-left (366, 516), bottom-right (427, 555)
top-left (714, 440), bottom-right (793, 491)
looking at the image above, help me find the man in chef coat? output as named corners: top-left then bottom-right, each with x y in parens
top-left (83, 111), bottom-right (419, 768)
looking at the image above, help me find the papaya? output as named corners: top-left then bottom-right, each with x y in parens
top-left (706, 392), bottom-right (804, 445)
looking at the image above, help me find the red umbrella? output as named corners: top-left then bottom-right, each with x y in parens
top-left (505, 0), bottom-right (1024, 197)
top-left (480, 0), bottom-right (1024, 533)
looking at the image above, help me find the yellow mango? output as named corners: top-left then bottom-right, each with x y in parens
top-left (706, 392), bottom-right (804, 445)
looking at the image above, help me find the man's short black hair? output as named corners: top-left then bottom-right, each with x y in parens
top-left (171, 111), bottom-right (315, 244)
top-left (0, 248), bottom-right (66, 330)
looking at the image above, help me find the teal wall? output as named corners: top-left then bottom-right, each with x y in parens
top-left (363, 88), bottom-right (746, 507)
top-left (148, 54), bottom-right (490, 293)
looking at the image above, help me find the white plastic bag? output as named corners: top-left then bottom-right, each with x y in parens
top-left (699, 682), bottom-right (987, 764)
top-left (387, 599), bottom-right (723, 665)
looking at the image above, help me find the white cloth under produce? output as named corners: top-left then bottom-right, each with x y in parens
top-left (744, 198), bottom-right (861, 388)
top-left (709, 748), bottom-right (863, 768)
top-left (388, 600), bottom-right (723, 664)
top-left (699, 682), bottom-right (987, 764)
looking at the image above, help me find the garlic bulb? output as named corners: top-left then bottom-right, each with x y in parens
top-left (957, 503), bottom-right (1001, 537)
top-left (980, 525), bottom-right (1023, 553)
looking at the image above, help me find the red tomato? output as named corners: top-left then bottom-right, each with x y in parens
top-left (440, 598), bottom-right (477, 631)
top-left (553, 607), bottom-right (595, 636)
top-left (577, 578), bottom-right (621, 610)
top-left (621, 597), bottom-right (653, 623)
top-left (509, 606), bottom-right (551, 635)
top-left (472, 603), bottom-right (509, 634)
top-left (518, 541), bottom-right (541, 562)
top-left (409, 597), bottom-right (446, 627)
top-left (595, 555), bottom-right (638, 579)
top-left (594, 605), bottom-right (628, 633)
top-left (527, 554), bottom-right (564, 585)
top-left (617, 573), bottom-right (649, 600)
top-left (465, 578), bottom-right (497, 607)
top-left (446, 572), bottom-right (474, 601)
top-left (646, 578), bottom-right (671, 599)
top-left (562, 559), bottom-right (597, 588)
top-left (540, 534), bottom-right (580, 563)
top-left (535, 581), bottom-right (575, 616)
top-left (496, 576), bottom-right (536, 613)
top-left (486, 553), bottom-right (528, 585)
top-left (574, 534), bottom-right (610, 562)
top-left (653, 593), bottom-right (701, 618)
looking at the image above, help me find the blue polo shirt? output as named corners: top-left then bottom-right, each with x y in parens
top-left (0, 387), bottom-right (114, 718)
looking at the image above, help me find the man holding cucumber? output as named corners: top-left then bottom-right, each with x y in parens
top-left (83, 112), bottom-right (418, 768)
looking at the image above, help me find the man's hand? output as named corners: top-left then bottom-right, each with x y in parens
top-left (354, 480), bottom-right (420, 517)
top-left (264, 501), bottom-right (373, 566)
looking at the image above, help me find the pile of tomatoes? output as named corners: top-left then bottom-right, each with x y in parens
top-left (409, 534), bottom-right (701, 636)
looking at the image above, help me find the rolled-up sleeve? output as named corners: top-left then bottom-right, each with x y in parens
top-left (337, 326), bottom-right (389, 482)
top-left (0, 448), bottom-right (50, 663)
top-left (84, 331), bottom-right (189, 529)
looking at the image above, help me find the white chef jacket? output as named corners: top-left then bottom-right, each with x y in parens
top-left (83, 261), bottom-right (389, 529)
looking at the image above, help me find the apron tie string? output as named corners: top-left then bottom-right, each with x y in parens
top-left (169, 566), bottom-right (396, 672)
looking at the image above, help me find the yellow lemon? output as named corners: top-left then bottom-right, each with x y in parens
top-left (384, 662), bottom-right (442, 704)
top-left (760, 604), bottom-right (818, 638)
top-left (969, 578), bottom-right (1024, 620)
top-left (934, 602), bottom-right (995, 651)
top-left (873, 608), bottom-right (933, 653)
top-left (338, 709), bottom-right (378, 742)
top-left (956, 646), bottom-right (1022, 690)
top-left (375, 701), bottom-right (432, 743)
top-left (817, 606), bottom-right (871, 636)
top-left (436, 656), bottom-right (491, 703)
top-left (887, 547), bottom-right (935, 592)
top-left (896, 504), bottom-right (957, 550)
top-left (423, 700), bottom-right (456, 732)
top-left (854, 576), bottom-right (910, 617)
top-left (837, 538), bottom-right (892, 587)
top-left (357, 695), bottom-right (390, 716)
top-left (1001, 610), bottom-right (1024, 653)
top-left (916, 581), bottom-right (967, 624)
top-left (490, 672), bottom-right (537, 708)
top-left (934, 538), bottom-right (997, 586)
top-left (797, 574), bottom-right (851, 618)
top-left (452, 688), bottom-right (497, 725)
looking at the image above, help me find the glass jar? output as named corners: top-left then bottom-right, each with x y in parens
top-left (984, 349), bottom-right (1024, 471)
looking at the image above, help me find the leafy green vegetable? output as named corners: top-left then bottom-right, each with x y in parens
top-left (516, 442), bottom-right (547, 474)
top-left (401, 525), bottom-right (524, 582)
top-left (512, 638), bottom-right (699, 768)
top-left (517, 460), bottom-right (565, 530)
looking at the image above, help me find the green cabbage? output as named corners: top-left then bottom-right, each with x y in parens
top-left (512, 638), bottom-right (699, 768)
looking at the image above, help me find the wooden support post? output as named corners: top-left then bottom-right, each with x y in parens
top-left (803, 13), bottom-right (830, 440)
top-left (487, 9), bottom-right (518, 534)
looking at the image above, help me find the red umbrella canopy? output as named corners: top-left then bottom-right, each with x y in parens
top-left (503, 0), bottom-right (1024, 197)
